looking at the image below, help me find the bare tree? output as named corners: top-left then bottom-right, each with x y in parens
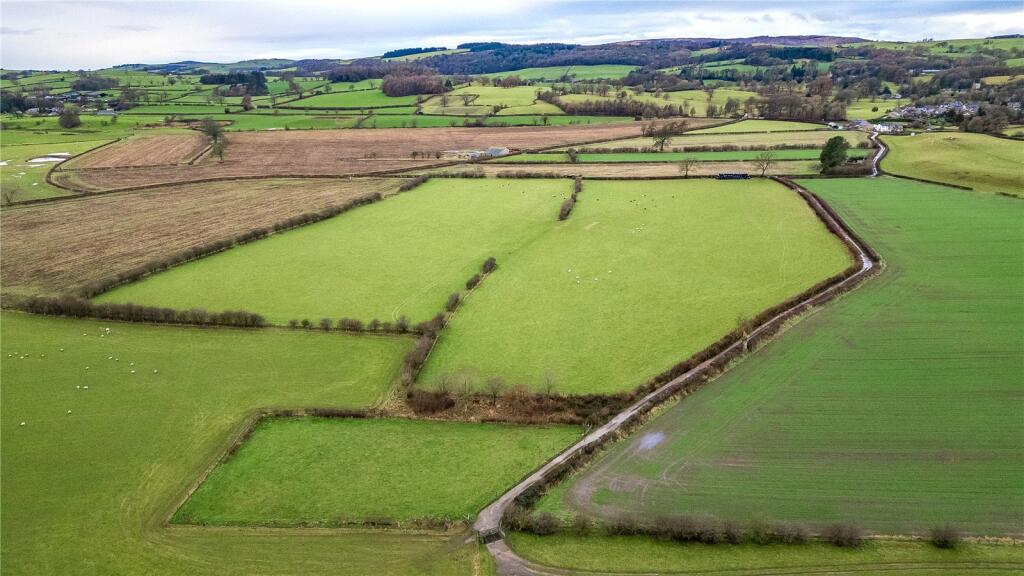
top-left (458, 94), bottom-right (474, 106)
top-left (678, 157), bottom-right (698, 178)
top-left (754, 151), bottom-right (776, 176)
top-left (485, 377), bottom-right (506, 404)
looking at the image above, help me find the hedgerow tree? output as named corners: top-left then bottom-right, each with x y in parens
top-left (678, 156), bottom-right (698, 178)
top-left (754, 150), bottom-right (776, 176)
top-left (820, 136), bottom-right (850, 172)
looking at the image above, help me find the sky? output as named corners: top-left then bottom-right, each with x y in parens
top-left (2, 0), bottom-right (1023, 70)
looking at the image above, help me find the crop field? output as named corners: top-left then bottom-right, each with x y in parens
top-left (541, 177), bottom-right (1023, 534)
top-left (420, 179), bottom-right (851, 394)
top-left (686, 119), bottom-right (825, 133)
top-left (94, 179), bottom-right (571, 324)
top-left (569, 128), bottom-right (870, 151)
top-left (282, 88), bottom-right (419, 108)
top-left (483, 64), bottom-right (638, 81)
top-left (0, 178), bottom-right (400, 296)
top-left (0, 140), bottom-right (109, 202)
top-left (510, 533), bottom-right (1024, 574)
top-left (491, 148), bottom-right (867, 163)
top-left (61, 133), bottom-right (208, 169)
top-left (53, 122), bottom-right (714, 191)
top-left (0, 312), bottom-right (488, 575)
top-left (881, 132), bottom-right (1024, 197)
top-left (175, 417), bottom-right (580, 526)
top-left (421, 159), bottom-right (824, 177)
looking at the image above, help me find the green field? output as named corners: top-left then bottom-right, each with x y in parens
top-left (383, 48), bottom-right (468, 61)
top-left (541, 177), bottom-right (1024, 534)
top-left (492, 148), bottom-right (867, 164)
top-left (0, 140), bottom-right (108, 202)
top-left (881, 132), bottom-right (1024, 196)
top-left (559, 88), bottom-right (759, 117)
top-left (283, 88), bottom-right (419, 108)
top-left (686, 119), bottom-right (825, 133)
top-left (0, 312), bottom-right (486, 575)
top-left (570, 129), bottom-right (871, 151)
top-left (846, 97), bottom-right (911, 120)
top-left (0, 114), bottom-right (166, 145)
top-left (509, 534), bottom-right (1024, 574)
top-left (420, 179), bottom-right (851, 394)
top-left (95, 179), bottom-right (571, 324)
top-left (482, 64), bottom-right (637, 81)
top-left (176, 417), bottom-right (579, 525)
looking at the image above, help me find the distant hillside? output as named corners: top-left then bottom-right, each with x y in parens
top-left (114, 58), bottom-right (295, 74)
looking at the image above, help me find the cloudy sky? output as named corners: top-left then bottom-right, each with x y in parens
top-left (2, 0), bottom-right (1022, 70)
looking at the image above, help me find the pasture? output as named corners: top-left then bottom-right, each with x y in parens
top-left (568, 129), bottom-right (870, 150)
top-left (845, 97), bottom-right (911, 120)
top-left (0, 140), bottom-right (108, 202)
top-left (545, 177), bottom-right (1024, 534)
top-left (483, 64), bottom-right (637, 81)
top-left (510, 534), bottom-right (1024, 574)
top-left (0, 312), bottom-right (487, 575)
top-left (94, 178), bottom-right (571, 324)
top-left (881, 132), bottom-right (1024, 197)
top-left (491, 148), bottom-right (867, 163)
top-left (685, 119), bottom-right (825, 133)
top-left (176, 417), bottom-right (579, 525)
top-left (420, 179), bottom-right (851, 395)
top-left (281, 88), bottom-right (419, 108)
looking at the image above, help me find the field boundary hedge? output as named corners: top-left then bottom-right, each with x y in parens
top-left (472, 175), bottom-right (882, 546)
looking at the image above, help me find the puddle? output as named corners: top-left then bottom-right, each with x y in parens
top-left (27, 157), bottom-right (65, 163)
top-left (635, 431), bottom-right (665, 452)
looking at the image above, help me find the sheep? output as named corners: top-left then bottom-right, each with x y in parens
top-left (19, 422), bottom-right (25, 426)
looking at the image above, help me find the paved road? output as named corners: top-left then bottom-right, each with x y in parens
top-left (475, 178), bottom-right (880, 574)
top-left (869, 131), bottom-right (887, 177)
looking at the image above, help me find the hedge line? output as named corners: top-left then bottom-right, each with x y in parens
top-left (8, 294), bottom-right (266, 328)
top-left (558, 176), bottom-right (582, 220)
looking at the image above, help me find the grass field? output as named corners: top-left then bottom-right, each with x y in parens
top-left (420, 179), bottom-right (851, 394)
top-left (686, 119), bottom-right (824, 133)
top-left (559, 88), bottom-right (759, 117)
top-left (509, 534), bottom-right (1024, 574)
top-left (542, 177), bottom-right (1024, 534)
top-left (175, 417), bottom-right (579, 525)
top-left (422, 160), bottom-right (825, 178)
top-left (492, 149), bottom-right (867, 163)
top-left (284, 88), bottom-right (419, 108)
top-left (483, 64), bottom-right (637, 81)
top-left (846, 97), bottom-right (911, 120)
top-left (95, 179), bottom-right (571, 324)
top-left (0, 140), bottom-right (108, 202)
top-left (0, 312), bottom-right (487, 575)
top-left (569, 129), bottom-right (870, 151)
top-left (0, 114), bottom-right (166, 145)
top-left (881, 132), bottom-right (1024, 196)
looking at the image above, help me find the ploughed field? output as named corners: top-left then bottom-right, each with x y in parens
top-left (60, 133), bottom-right (208, 169)
top-left (419, 179), bottom-right (852, 394)
top-left (175, 417), bottom-right (580, 526)
top-left (537, 177), bottom-right (1024, 535)
top-left (0, 312), bottom-right (487, 575)
top-left (1, 177), bottom-right (401, 297)
top-left (50, 121), bottom-right (726, 192)
top-left (94, 179), bottom-right (573, 324)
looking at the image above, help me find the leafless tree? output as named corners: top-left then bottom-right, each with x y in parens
top-left (678, 157), bottom-right (698, 178)
top-left (754, 151), bottom-right (776, 176)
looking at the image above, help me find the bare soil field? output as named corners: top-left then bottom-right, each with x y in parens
top-left (417, 160), bottom-right (820, 178)
top-left (60, 133), bottom-right (208, 169)
top-left (52, 121), bottom-right (725, 192)
top-left (0, 177), bottom-right (399, 296)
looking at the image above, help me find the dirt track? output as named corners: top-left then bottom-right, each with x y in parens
top-left (51, 120), bottom-right (726, 192)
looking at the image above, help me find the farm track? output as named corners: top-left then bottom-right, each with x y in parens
top-left (475, 176), bottom-right (882, 575)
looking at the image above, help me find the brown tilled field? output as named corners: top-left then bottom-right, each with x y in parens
top-left (61, 133), bottom-right (208, 169)
top-left (51, 120), bottom-right (726, 192)
top-left (0, 177), bottom-right (400, 296)
top-left (416, 160), bottom-right (821, 178)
